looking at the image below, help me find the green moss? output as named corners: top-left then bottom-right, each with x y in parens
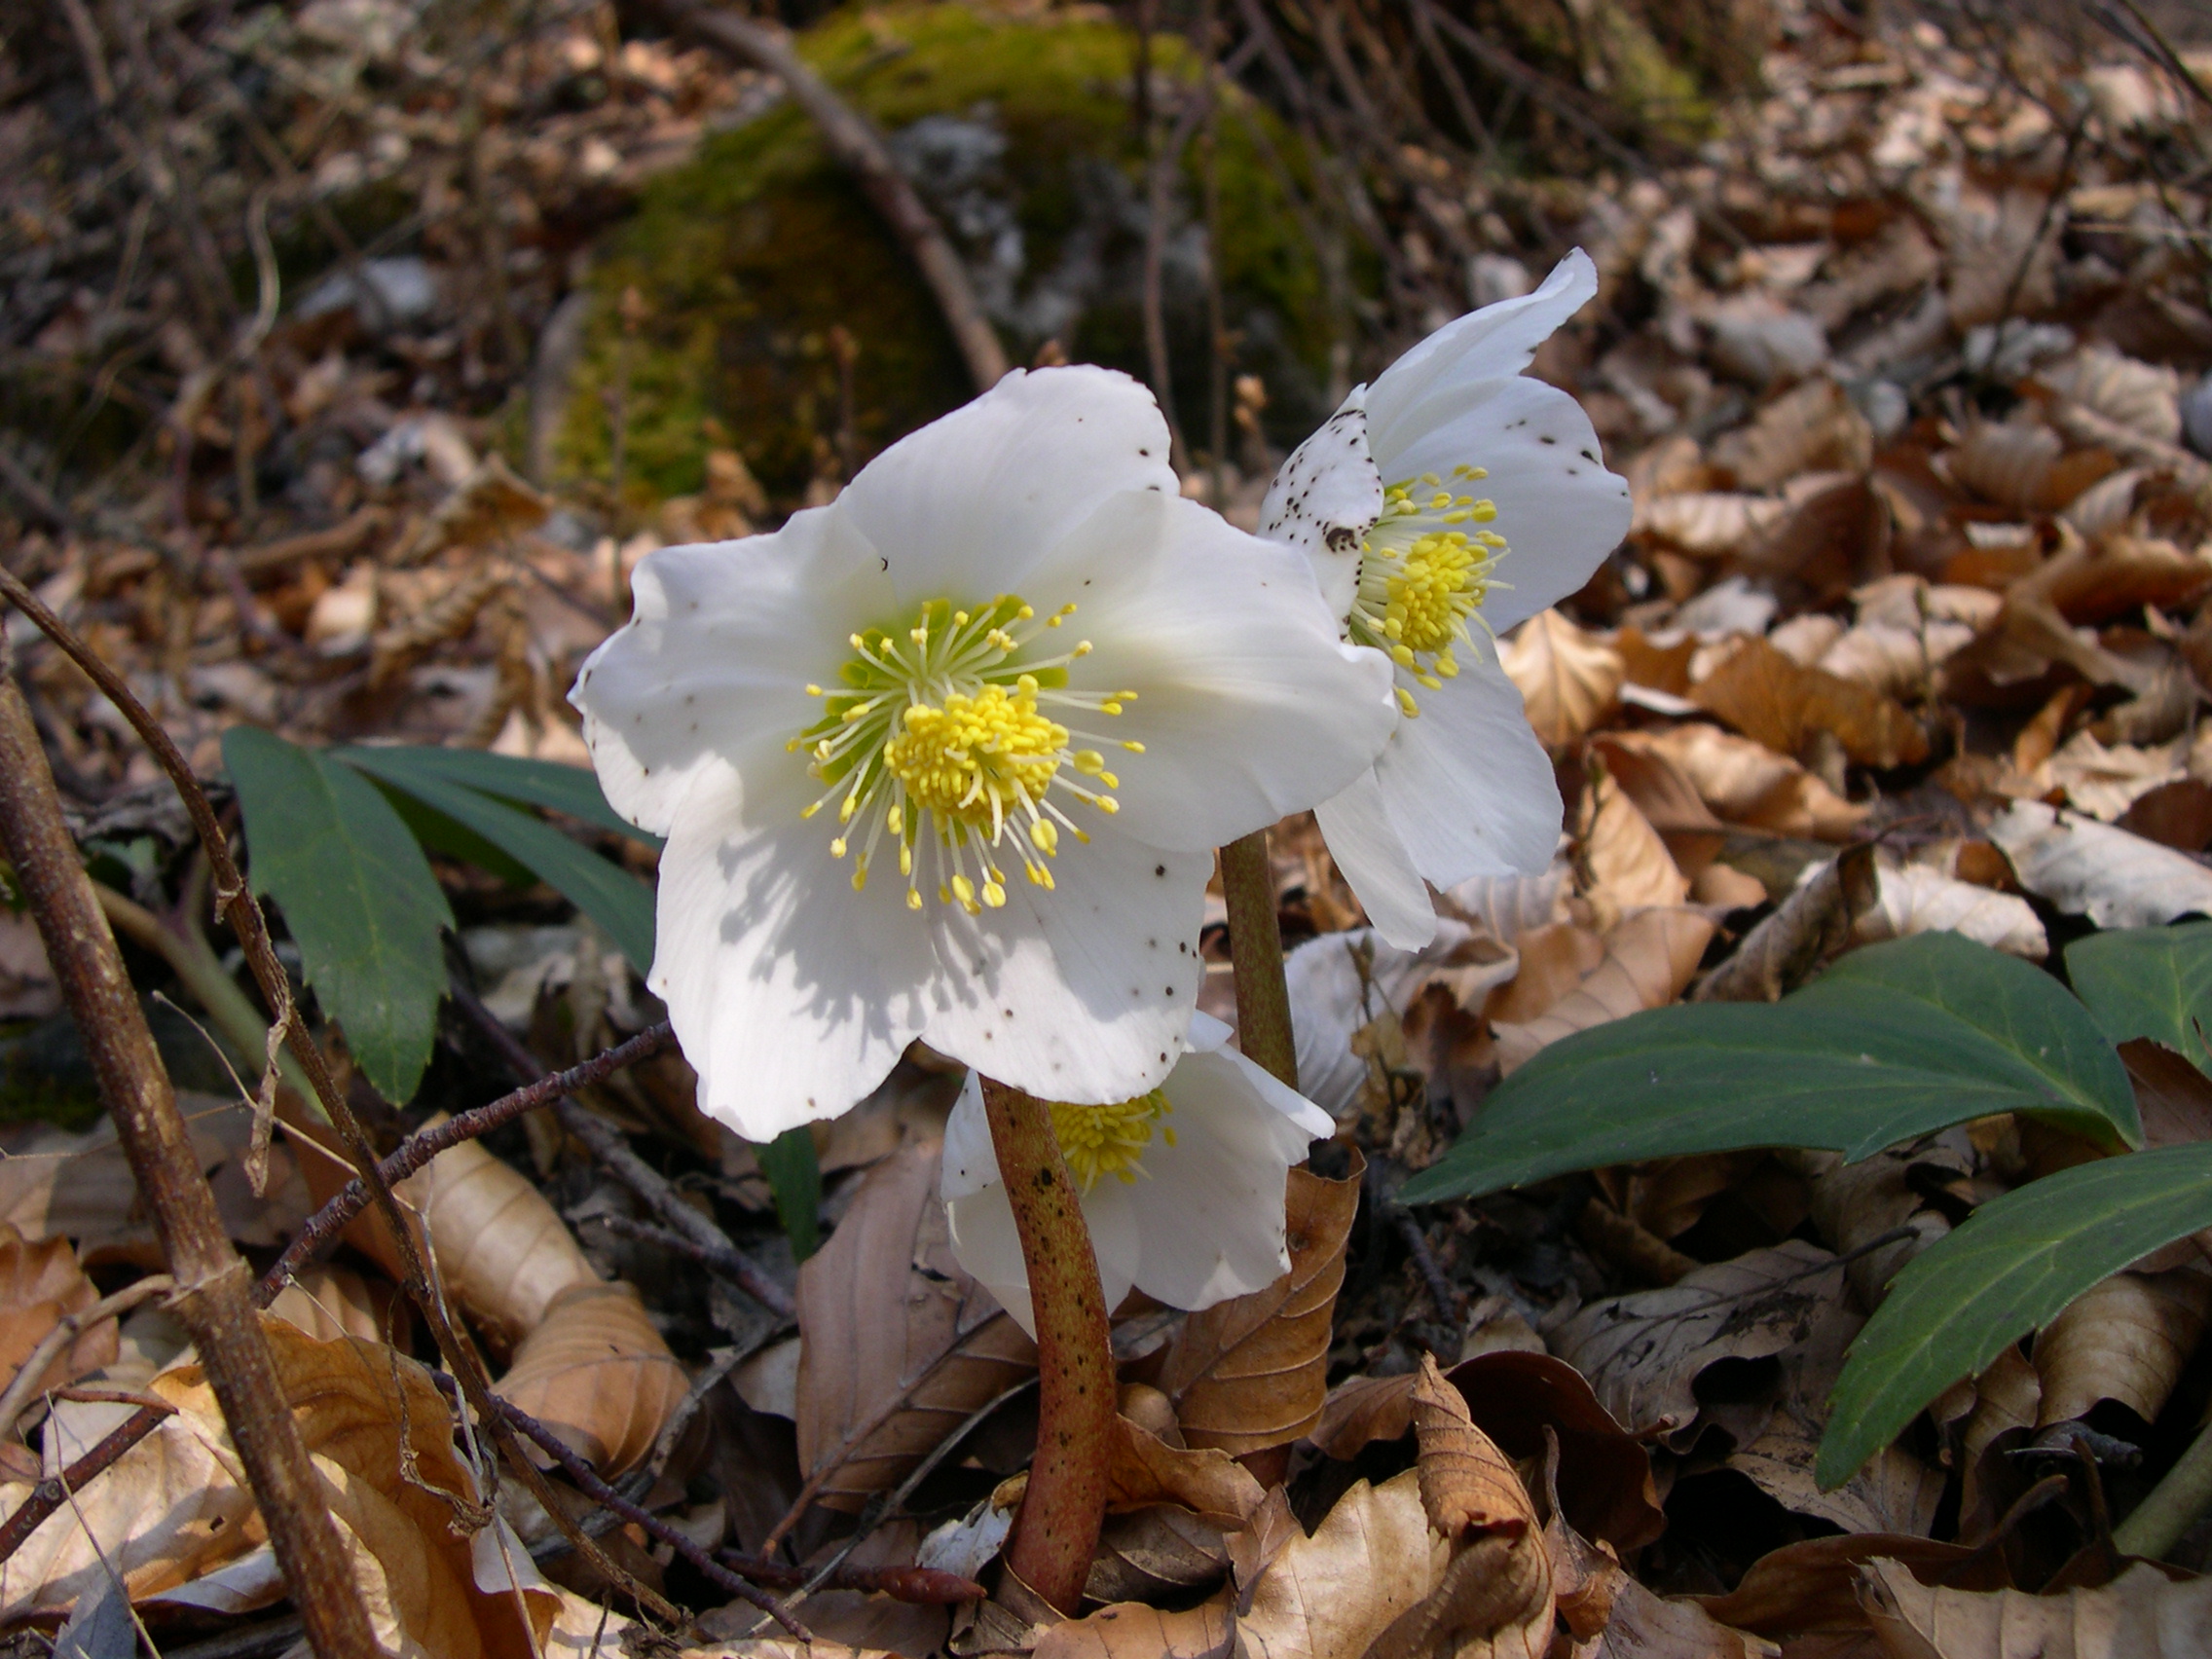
top-left (561, 1), bottom-right (1339, 505)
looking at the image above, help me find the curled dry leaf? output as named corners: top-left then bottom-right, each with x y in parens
top-left (267, 1263), bottom-right (392, 1345)
top-left (1499, 609), bottom-right (1625, 750)
top-left (2037, 731), bottom-right (2189, 823)
top-left (1589, 738), bottom-right (1724, 882)
top-left (1157, 1156), bottom-right (1361, 1456)
top-left (2030, 1267), bottom-right (2212, 1429)
top-left (1692, 637), bottom-right (1929, 770)
top-left (1945, 420), bottom-right (2064, 511)
top-left (1493, 908), bottom-right (1716, 1074)
top-left (1958, 1344), bottom-right (2041, 1539)
top-left (1707, 378), bottom-right (1872, 491)
top-left (1861, 1557), bottom-right (2212, 1658)
top-left (1552, 1241), bottom-right (1842, 1452)
top-left (1084, 1502), bottom-right (1235, 1604)
top-left (1582, 770), bottom-right (1690, 910)
top-left (1235, 1469), bottom-right (1447, 1659)
top-left (0, 1223), bottom-right (117, 1413)
top-left (1032, 1593), bottom-right (1235, 1659)
top-left (1853, 860), bottom-right (2047, 960)
top-left (1613, 725), bottom-right (1865, 841)
top-left (2038, 346), bottom-right (2182, 444)
top-left (1988, 800), bottom-right (2212, 928)
top-left (1105, 1415), bottom-right (1266, 1530)
top-left (1694, 845), bottom-right (1878, 1003)
top-left (795, 1140), bottom-right (1036, 1511)
top-left (494, 1278), bottom-right (687, 1475)
top-left (1636, 492), bottom-right (1787, 557)
top-left (1692, 1534), bottom-right (1979, 1655)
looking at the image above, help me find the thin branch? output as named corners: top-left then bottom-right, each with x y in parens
top-left (0, 1276), bottom-right (172, 1438)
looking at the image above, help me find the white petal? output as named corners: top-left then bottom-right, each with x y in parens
top-left (946, 1178), bottom-right (1140, 1340)
top-left (1186, 1010), bottom-right (1235, 1053)
top-left (1051, 490), bottom-right (1396, 853)
top-left (571, 505), bottom-right (892, 835)
top-left (649, 764), bottom-right (936, 1139)
top-left (922, 831), bottom-right (1209, 1106)
top-left (1376, 640), bottom-right (1563, 886)
top-left (836, 367), bottom-right (1179, 608)
top-left (1124, 1049), bottom-right (1324, 1311)
top-left (1363, 250), bottom-right (1600, 458)
top-left (941, 1070), bottom-right (998, 1202)
top-left (1315, 770), bottom-right (1440, 949)
top-left (1256, 388), bottom-right (1381, 620)
top-left (1377, 375), bottom-right (1632, 638)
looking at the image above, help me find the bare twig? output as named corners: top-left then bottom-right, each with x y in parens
top-left (653, 0), bottom-right (1009, 391)
top-left (0, 1276), bottom-right (172, 1439)
top-left (0, 650), bottom-right (377, 1658)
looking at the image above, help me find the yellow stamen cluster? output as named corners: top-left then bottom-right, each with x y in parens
top-left (1049, 1089), bottom-right (1176, 1191)
top-left (1348, 464), bottom-right (1508, 719)
top-left (792, 594), bottom-right (1141, 913)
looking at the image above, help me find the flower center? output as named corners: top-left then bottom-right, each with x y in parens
top-left (1348, 465), bottom-right (1508, 718)
top-left (793, 595), bottom-right (1139, 913)
top-left (1050, 1089), bottom-right (1176, 1192)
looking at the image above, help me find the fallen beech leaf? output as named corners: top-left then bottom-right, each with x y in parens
top-left (1987, 801), bottom-right (2212, 927)
top-left (1493, 908), bottom-right (1716, 1074)
top-left (267, 1263), bottom-right (392, 1345)
top-left (1614, 626), bottom-right (1699, 696)
top-left (1581, 1575), bottom-right (1780, 1657)
top-left (2031, 1267), bottom-right (2212, 1428)
top-left (1694, 1534), bottom-right (1982, 1649)
top-left (1105, 1416), bottom-right (1265, 1529)
top-left (1484, 922), bottom-right (1606, 1027)
top-left (1741, 477), bottom-right (1893, 603)
top-left (1820, 621), bottom-right (1974, 701)
top-left (2037, 730), bottom-right (2188, 821)
top-left (1636, 493), bottom-right (1786, 558)
top-left (1235, 1469), bottom-right (1447, 1659)
top-left (494, 1278), bottom-right (687, 1475)
top-left (1085, 1503), bottom-right (1234, 1604)
top-left (1552, 1241), bottom-right (1841, 1452)
top-left (1616, 725), bottom-right (1865, 840)
top-left (1692, 637), bottom-right (1929, 769)
top-left (1695, 846), bottom-right (1878, 1003)
top-left (1853, 861), bottom-right (2048, 959)
top-left (1945, 420), bottom-right (2062, 510)
top-left (1861, 1557), bottom-right (2212, 1657)
top-left (1410, 1353), bottom-right (1535, 1542)
top-left (795, 1140), bottom-right (1036, 1511)
top-left (1157, 1158), bottom-right (1360, 1455)
top-left (1958, 1344), bottom-right (2041, 1539)
top-left (0, 1224), bottom-right (117, 1412)
top-left (1709, 379), bottom-right (1872, 491)
top-left (392, 1124), bottom-right (599, 1354)
top-left (1033, 1592), bottom-right (1235, 1659)
top-left (1499, 609), bottom-right (1624, 749)
top-left (2039, 346), bottom-right (2182, 444)
top-left (1582, 770), bottom-right (1690, 909)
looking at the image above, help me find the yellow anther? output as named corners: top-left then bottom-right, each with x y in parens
top-left (887, 804), bottom-right (903, 835)
top-left (952, 873), bottom-right (977, 906)
top-left (1032, 820), bottom-right (1059, 853)
top-left (1074, 751), bottom-right (1106, 774)
top-left (906, 889), bottom-right (924, 910)
top-left (838, 794), bottom-right (859, 824)
top-left (1122, 741), bottom-right (1145, 754)
top-left (805, 683), bottom-right (824, 696)
top-left (1049, 1090), bottom-right (1169, 1191)
top-left (852, 862), bottom-right (868, 891)
top-left (1396, 686), bottom-right (1421, 717)
top-left (800, 801), bottom-right (823, 820)
top-left (1096, 796), bottom-right (1119, 814)
top-left (1100, 701), bottom-right (1123, 716)
top-left (830, 837), bottom-right (848, 859)
top-left (981, 880), bottom-right (1007, 907)
top-left (899, 844), bottom-right (913, 875)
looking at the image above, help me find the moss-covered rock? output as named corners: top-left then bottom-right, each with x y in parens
top-left (559, 1), bottom-right (1340, 506)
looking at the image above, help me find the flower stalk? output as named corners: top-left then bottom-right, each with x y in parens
top-left (1220, 829), bottom-right (1298, 1089)
top-left (980, 1076), bottom-right (1116, 1614)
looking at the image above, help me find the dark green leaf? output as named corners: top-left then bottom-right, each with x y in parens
top-left (222, 727), bottom-right (453, 1104)
top-left (1818, 1142), bottom-right (2212, 1489)
top-left (1400, 934), bottom-right (2138, 1206)
top-left (372, 783), bottom-right (536, 888)
top-left (2065, 923), bottom-right (2212, 1078)
top-left (333, 752), bottom-right (655, 974)
top-left (331, 744), bottom-right (659, 848)
top-left (756, 1127), bottom-right (822, 1260)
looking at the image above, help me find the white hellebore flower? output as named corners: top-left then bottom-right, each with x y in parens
top-left (572, 367), bottom-right (1394, 1140)
top-left (1259, 250), bottom-right (1633, 948)
top-left (941, 1013), bottom-right (1334, 1335)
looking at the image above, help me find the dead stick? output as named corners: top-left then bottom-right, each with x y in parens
top-left (0, 567), bottom-right (676, 1625)
top-left (651, 0), bottom-right (1008, 391)
top-left (0, 659), bottom-right (376, 1659)
top-left (980, 1077), bottom-right (1114, 1615)
top-left (261, 1022), bottom-right (677, 1298)
top-left (489, 1394), bottom-right (805, 1637)
top-left (1219, 830), bottom-right (1297, 1088)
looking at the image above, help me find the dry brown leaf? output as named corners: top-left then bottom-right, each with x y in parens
top-left (1575, 1575), bottom-right (1782, 1657)
top-left (1583, 770), bottom-right (1691, 910)
top-left (1617, 725), bottom-right (1866, 840)
top-left (1696, 846), bottom-right (1878, 1002)
top-left (1853, 860), bottom-right (2048, 959)
top-left (1410, 1353), bottom-right (1535, 1544)
top-left (1085, 1503), bottom-right (1234, 1605)
top-left (1493, 908), bottom-right (1715, 1074)
top-left (1794, 1132), bottom-right (1972, 1315)
top-left (1694, 1534), bottom-right (1983, 1652)
top-left (1741, 478), bottom-right (1893, 602)
top-left (795, 1139), bottom-right (1036, 1511)
top-left (1987, 800), bottom-right (2212, 928)
top-left (2038, 347), bottom-right (2182, 444)
top-left (1033, 1592), bottom-right (1235, 1659)
top-left (2037, 731), bottom-right (2188, 822)
top-left (1499, 609), bottom-right (1625, 749)
top-left (1637, 493), bottom-right (1788, 558)
top-left (2031, 1267), bottom-right (2212, 1428)
top-left (1709, 379), bottom-right (1873, 491)
top-left (494, 1278), bottom-right (687, 1475)
top-left (1692, 637), bottom-right (1929, 769)
top-left (1235, 1469), bottom-right (1448, 1659)
top-left (1552, 1241), bottom-right (1841, 1452)
top-left (0, 1224), bottom-right (116, 1412)
top-left (1158, 1158), bottom-right (1360, 1455)
top-left (1105, 1415), bottom-right (1266, 1530)
top-left (1860, 1557), bottom-right (2212, 1657)
top-left (1945, 421), bottom-right (2062, 511)
top-left (392, 1122), bottom-right (599, 1354)
top-left (1592, 736), bottom-right (1726, 880)
top-left (1484, 923), bottom-right (1606, 1027)
top-left (1958, 1344), bottom-right (2041, 1540)
top-left (1820, 622), bottom-right (1971, 701)
top-left (267, 1263), bottom-right (391, 1345)
top-left (1615, 627), bottom-right (1699, 696)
